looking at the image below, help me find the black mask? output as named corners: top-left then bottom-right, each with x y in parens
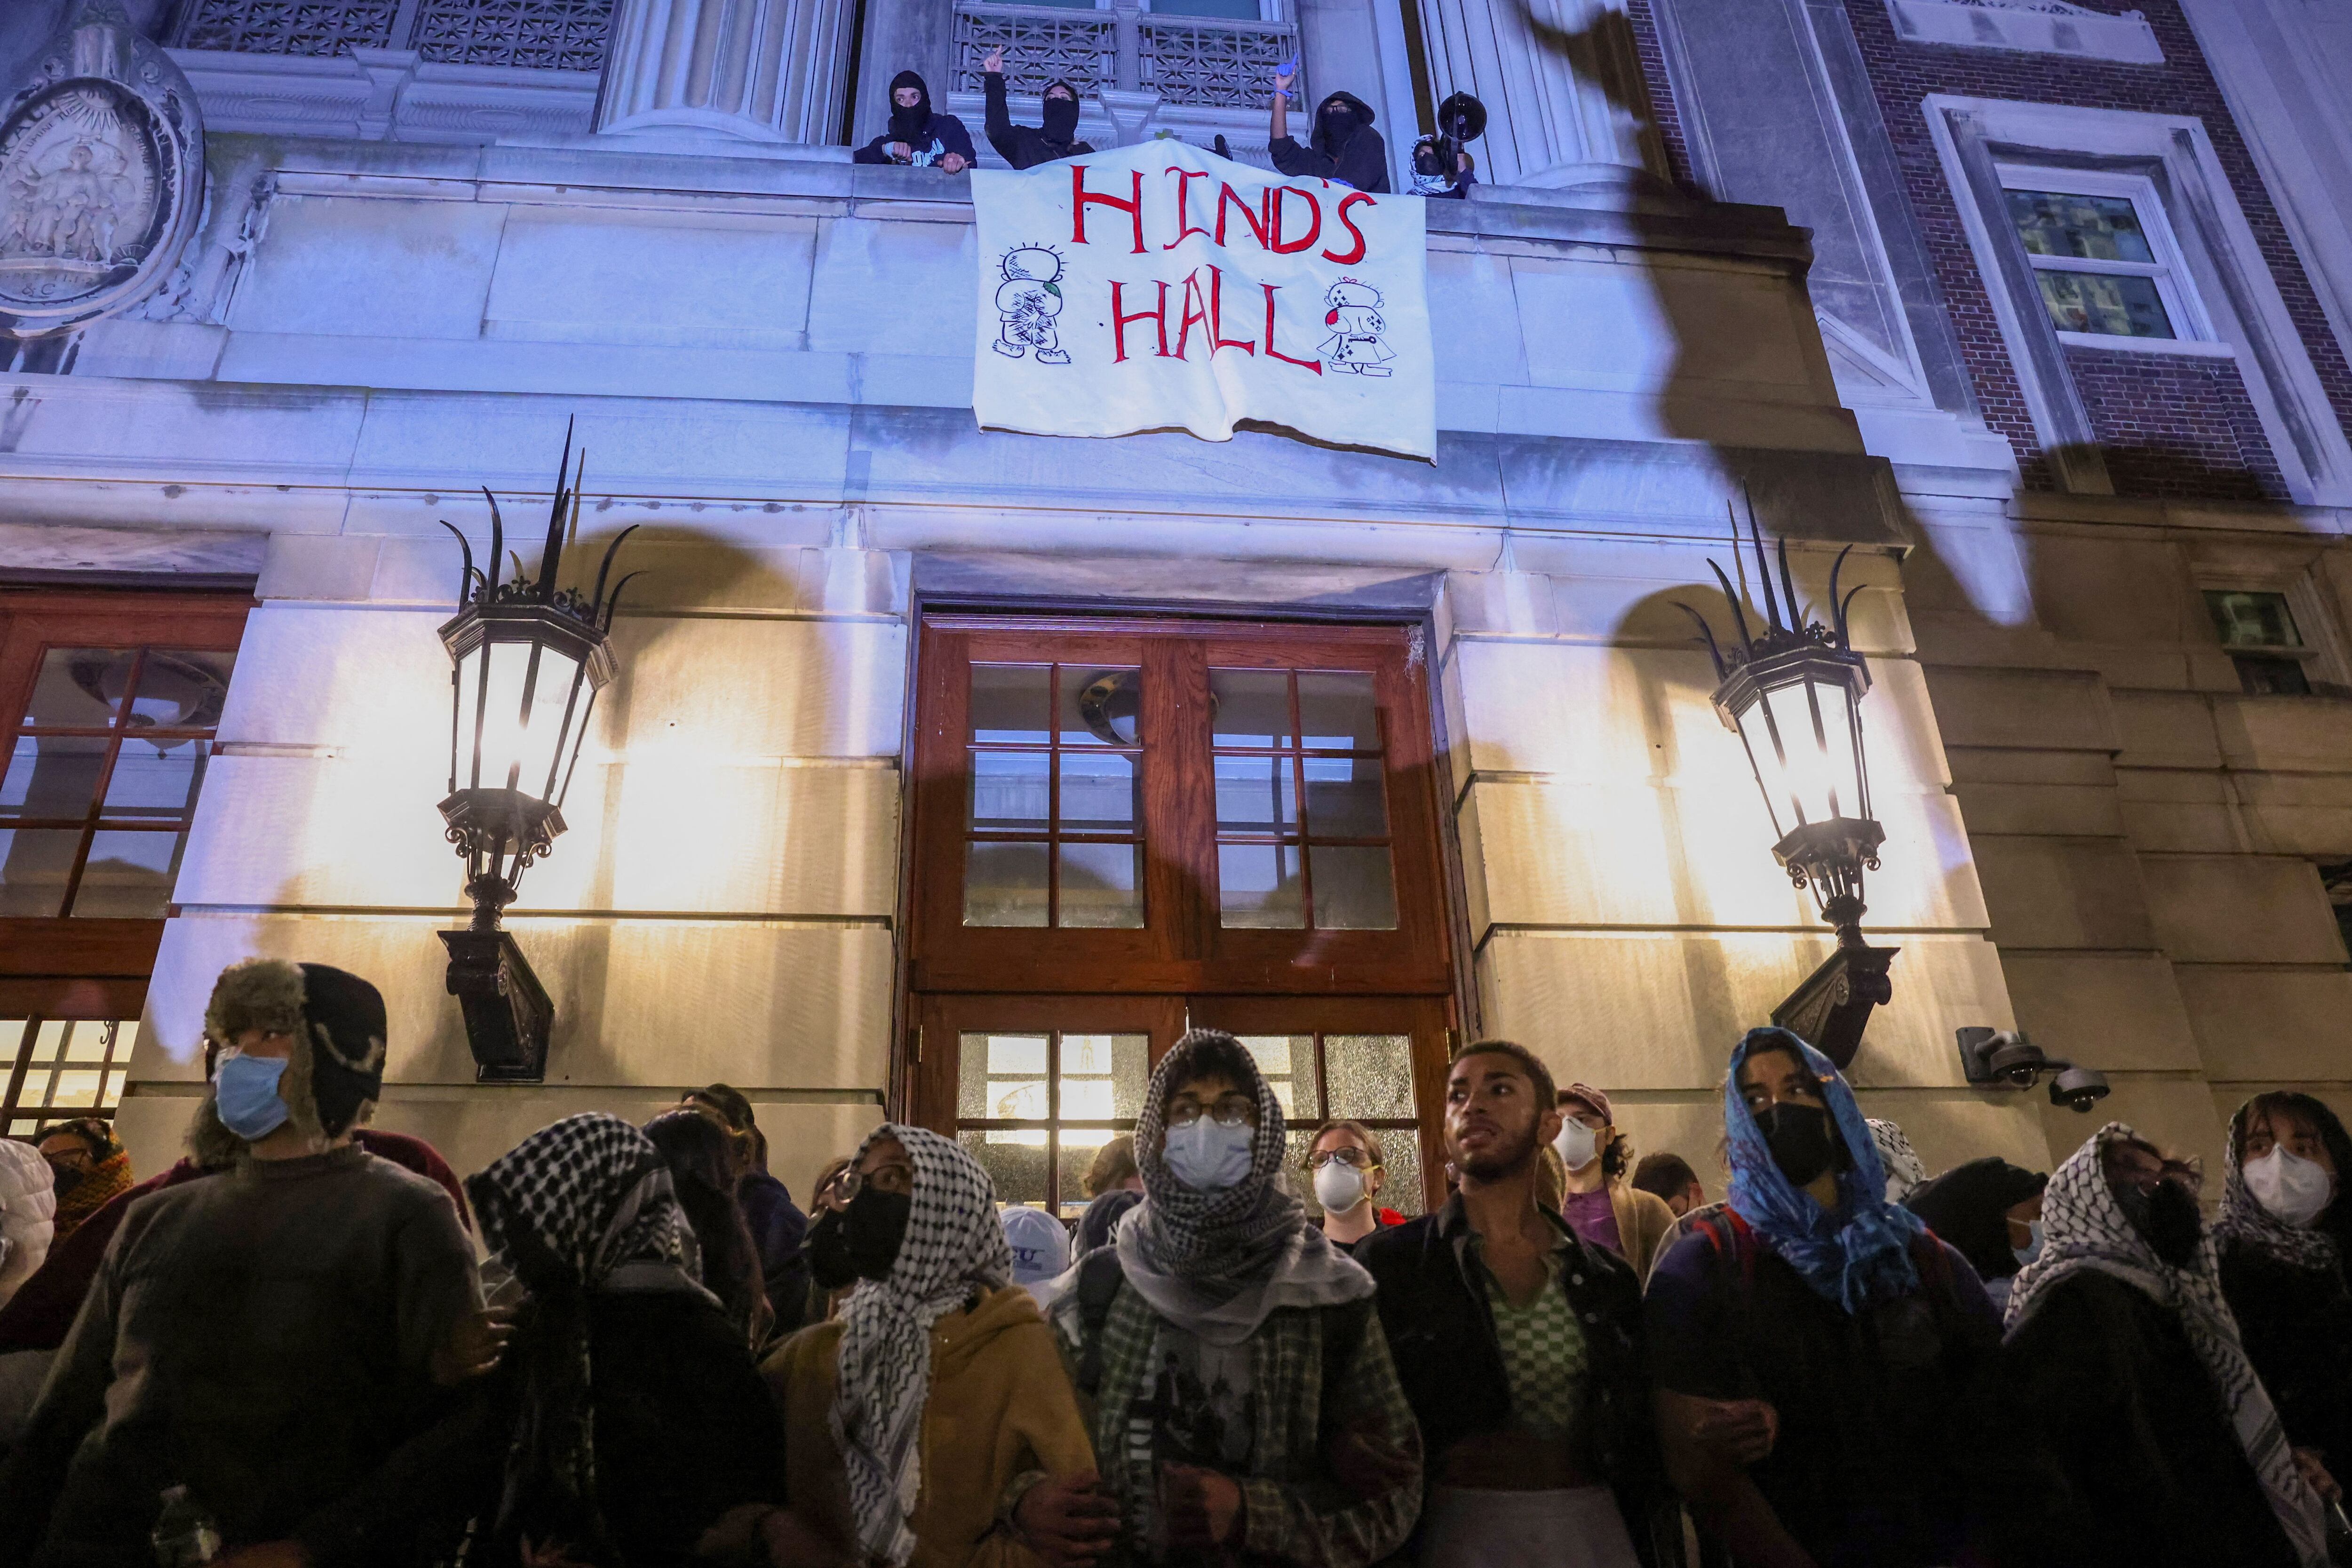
top-left (1755, 1102), bottom-right (1838, 1187)
top-left (1042, 86), bottom-right (1080, 143)
top-left (50, 1163), bottom-right (84, 1198)
top-left (2118, 1178), bottom-right (2204, 1269)
top-left (887, 72), bottom-right (930, 144)
top-left (1321, 103), bottom-right (1361, 145)
top-left (806, 1187), bottom-right (912, 1289)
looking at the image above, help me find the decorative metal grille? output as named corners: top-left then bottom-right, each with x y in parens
top-left (178, 0), bottom-right (612, 69)
top-left (953, 5), bottom-right (1116, 96)
top-left (180, 0), bottom-right (403, 56)
top-left (952, 2), bottom-right (1294, 108)
top-left (414, 0), bottom-right (615, 68)
top-left (1141, 14), bottom-right (1291, 110)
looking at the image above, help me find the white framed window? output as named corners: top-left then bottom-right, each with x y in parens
top-left (1997, 166), bottom-right (2220, 352)
top-left (1924, 95), bottom-right (2352, 503)
top-left (2196, 570), bottom-right (2349, 696)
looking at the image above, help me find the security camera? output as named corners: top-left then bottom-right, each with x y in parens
top-left (1958, 1027), bottom-right (2050, 1088)
top-left (2049, 1065), bottom-right (2110, 1114)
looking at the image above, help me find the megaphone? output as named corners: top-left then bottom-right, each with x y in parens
top-left (1436, 91), bottom-right (1486, 143)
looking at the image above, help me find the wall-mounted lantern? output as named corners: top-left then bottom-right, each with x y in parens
top-left (433, 425), bottom-right (637, 1081)
top-left (1678, 511), bottom-right (1893, 1070)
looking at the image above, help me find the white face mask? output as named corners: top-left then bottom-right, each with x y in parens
top-left (1554, 1119), bottom-right (1599, 1172)
top-left (2244, 1147), bottom-right (2337, 1229)
top-left (1314, 1161), bottom-right (1368, 1214)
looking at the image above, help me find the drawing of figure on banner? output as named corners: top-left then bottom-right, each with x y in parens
top-left (1319, 279), bottom-right (1392, 376)
top-left (994, 243), bottom-right (1069, 364)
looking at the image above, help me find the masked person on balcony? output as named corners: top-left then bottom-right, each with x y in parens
top-left (1044, 1028), bottom-right (1421, 1567)
top-left (1547, 1083), bottom-right (1677, 1284)
top-left (2216, 1093), bottom-right (2352, 1529)
top-left (765, 1123), bottom-right (1112, 1568)
top-left (981, 48), bottom-right (1096, 169)
top-left (1355, 1042), bottom-right (1659, 1568)
top-left (1991, 1123), bottom-right (2334, 1568)
top-left (1408, 134), bottom-right (1473, 199)
top-left (1267, 71), bottom-right (1389, 193)
top-left (1645, 1027), bottom-right (2002, 1568)
top-left (0, 959), bottom-right (481, 1567)
top-left (856, 70), bottom-right (976, 173)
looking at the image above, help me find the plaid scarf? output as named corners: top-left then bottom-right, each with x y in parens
top-left (465, 1114), bottom-right (704, 1565)
top-left (2215, 1097), bottom-right (2343, 1276)
top-left (2007, 1122), bottom-right (2328, 1568)
top-left (833, 1124), bottom-right (1011, 1568)
top-left (51, 1149), bottom-right (132, 1242)
top-left (1117, 1029), bottom-right (1368, 1345)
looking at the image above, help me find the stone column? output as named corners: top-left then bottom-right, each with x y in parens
top-left (596, 0), bottom-right (855, 144)
top-left (1414, 0), bottom-right (1660, 191)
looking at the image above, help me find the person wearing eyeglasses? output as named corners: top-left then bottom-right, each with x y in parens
top-left (1039, 1028), bottom-right (1421, 1568)
top-left (1304, 1121), bottom-right (1406, 1254)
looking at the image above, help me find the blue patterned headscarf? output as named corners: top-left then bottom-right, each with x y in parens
top-left (1723, 1027), bottom-right (1929, 1313)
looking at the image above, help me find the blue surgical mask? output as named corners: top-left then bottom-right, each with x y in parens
top-left (2012, 1218), bottom-right (2044, 1269)
top-left (1162, 1118), bottom-right (1255, 1193)
top-left (215, 1051), bottom-right (291, 1142)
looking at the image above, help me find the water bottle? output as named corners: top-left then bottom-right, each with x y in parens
top-left (151, 1485), bottom-right (220, 1567)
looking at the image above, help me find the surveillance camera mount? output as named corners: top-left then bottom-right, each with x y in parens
top-left (1956, 1027), bottom-right (2111, 1112)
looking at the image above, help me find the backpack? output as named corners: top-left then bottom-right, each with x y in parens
top-left (1067, 1248), bottom-right (1374, 1402)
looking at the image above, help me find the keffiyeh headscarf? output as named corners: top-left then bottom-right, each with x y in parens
top-left (1868, 1118), bottom-right (1928, 1202)
top-left (2007, 1122), bottom-right (2328, 1568)
top-left (833, 1124), bottom-right (1012, 1568)
top-left (1116, 1029), bottom-right (1370, 1345)
top-left (2215, 1095), bottom-right (2345, 1275)
top-left (465, 1114), bottom-right (708, 1563)
top-left (1723, 1028), bottom-right (1930, 1313)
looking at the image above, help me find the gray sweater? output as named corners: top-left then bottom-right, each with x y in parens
top-left (0, 1144), bottom-right (478, 1566)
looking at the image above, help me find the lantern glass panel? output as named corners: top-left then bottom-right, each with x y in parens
top-left (455, 636), bottom-right (585, 803)
top-left (1735, 669), bottom-right (1867, 834)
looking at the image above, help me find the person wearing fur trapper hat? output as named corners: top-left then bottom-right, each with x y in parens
top-left (186, 956), bottom-right (390, 1165)
top-left (0, 958), bottom-right (477, 1563)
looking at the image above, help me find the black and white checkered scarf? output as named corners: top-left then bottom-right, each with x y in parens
top-left (2007, 1122), bottom-right (2327, 1568)
top-left (2215, 1097), bottom-right (2343, 1275)
top-left (833, 1123), bottom-right (1012, 1568)
top-left (464, 1113), bottom-right (708, 1564)
top-left (1115, 1029), bottom-right (1370, 1345)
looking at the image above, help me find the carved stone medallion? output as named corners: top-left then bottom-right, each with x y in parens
top-left (0, 2), bottom-right (203, 338)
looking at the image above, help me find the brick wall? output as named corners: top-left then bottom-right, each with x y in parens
top-left (2064, 347), bottom-right (2290, 501)
top-left (1624, 0), bottom-right (1696, 192)
top-left (1839, 0), bottom-right (2352, 501)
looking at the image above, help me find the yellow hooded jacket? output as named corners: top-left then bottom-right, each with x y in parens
top-left (764, 1281), bottom-right (1098, 1568)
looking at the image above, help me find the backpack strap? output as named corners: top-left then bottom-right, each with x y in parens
top-left (1693, 1207), bottom-right (1758, 1296)
top-left (1073, 1248), bottom-right (1126, 1398)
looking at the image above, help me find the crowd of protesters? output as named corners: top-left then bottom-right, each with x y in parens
top-left (0, 955), bottom-right (2346, 1568)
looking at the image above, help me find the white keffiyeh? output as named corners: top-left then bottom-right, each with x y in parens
top-left (832, 1124), bottom-right (1012, 1568)
top-left (2215, 1096), bottom-right (2344, 1275)
top-left (2007, 1122), bottom-right (2328, 1568)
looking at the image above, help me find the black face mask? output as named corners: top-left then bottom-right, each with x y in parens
top-left (50, 1162), bottom-right (84, 1198)
top-left (1042, 87), bottom-right (1080, 143)
top-left (887, 75), bottom-right (930, 144)
top-left (1321, 104), bottom-right (1361, 145)
top-left (1754, 1102), bottom-right (1838, 1188)
top-left (2119, 1178), bottom-right (2204, 1269)
top-left (806, 1186), bottom-right (912, 1290)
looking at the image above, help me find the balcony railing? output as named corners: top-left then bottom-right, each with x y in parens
top-left (951, 1), bottom-right (1296, 111)
top-left (176, 0), bottom-right (615, 71)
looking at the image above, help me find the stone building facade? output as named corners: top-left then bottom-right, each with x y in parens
top-left (0, 0), bottom-right (2346, 1203)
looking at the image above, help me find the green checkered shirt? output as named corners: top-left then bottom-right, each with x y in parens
top-left (1471, 1231), bottom-right (1589, 1443)
top-left (1051, 1278), bottom-right (1423, 1567)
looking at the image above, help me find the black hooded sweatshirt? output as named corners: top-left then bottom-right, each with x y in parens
top-left (984, 72), bottom-right (1095, 169)
top-left (1270, 90), bottom-right (1389, 193)
top-left (853, 70), bottom-right (976, 167)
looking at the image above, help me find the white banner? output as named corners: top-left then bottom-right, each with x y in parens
top-left (970, 139), bottom-right (1434, 461)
